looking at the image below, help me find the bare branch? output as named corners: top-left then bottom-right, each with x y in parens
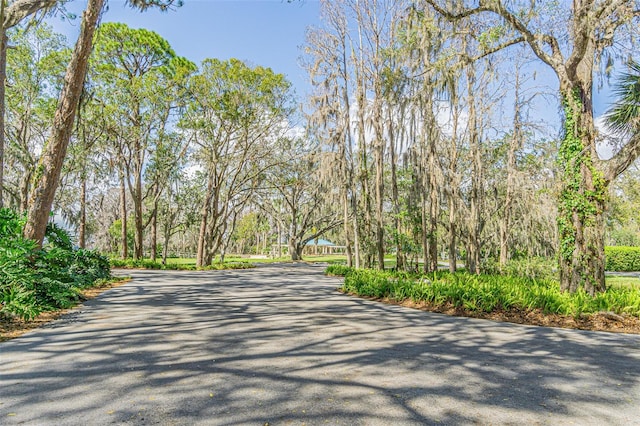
top-left (468, 36), bottom-right (525, 62)
top-left (594, 1), bottom-right (638, 50)
top-left (594, 0), bottom-right (628, 21)
top-left (3, 0), bottom-right (58, 29)
top-left (604, 134), bottom-right (640, 182)
top-left (421, 0), bottom-right (564, 71)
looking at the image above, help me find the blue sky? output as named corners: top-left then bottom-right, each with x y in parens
top-left (50, 0), bottom-right (322, 99)
top-left (48, 0), bottom-right (619, 121)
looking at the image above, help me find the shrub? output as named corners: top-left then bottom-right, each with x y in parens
top-left (109, 258), bottom-right (254, 271)
top-left (0, 208), bottom-right (111, 320)
top-left (336, 266), bottom-right (640, 318)
top-left (605, 246), bottom-right (640, 272)
top-left (201, 262), bottom-right (255, 270)
top-left (325, 264), bottom-right (355, 277)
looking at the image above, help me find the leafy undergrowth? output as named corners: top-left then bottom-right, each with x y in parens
top-left (109, 258), bottom-right (255, 270)
top-left (326, 265), bottom-right (640, 334)
top-left (1, 209), bottom-right (112, 321)
top-left (0, 276), bottom-right (130, 342)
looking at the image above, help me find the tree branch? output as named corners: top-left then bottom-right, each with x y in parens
top-left (594, 1), bottom-right (637, 50)
top-left (3, 0), bottom-right (58, 29)
top-left (485, 0), bottom-right (563, 70)
top-left (468, 36), bottom-right (525, 62)
top-left (603, 134), bottom-right (640, 182)
top-left (565, 0), bottom-right (595, 78)
top-left (594, 0), bottom-right (628, 22)
top-left (421, 0), bottom-right (563, 71)
top-left (299, 218), bottom-right (342, 247)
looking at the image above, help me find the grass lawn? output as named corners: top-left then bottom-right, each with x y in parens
top-left (163, 257), bottom-right (197, 265)
top-left (144, 254), bottom-right (350, 266)
top-left (222, 254), bottom-right (350, 264)
top-left (606, 274), bottom-right (640, 289)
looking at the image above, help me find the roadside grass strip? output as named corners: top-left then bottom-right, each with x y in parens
top-left (110, 258), bottom-right (255, 271)
top-left (327, 265), bottom-right (640, 318)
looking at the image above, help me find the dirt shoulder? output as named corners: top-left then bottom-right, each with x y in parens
top-left (0, 277), bottom-right (130, 342)
top-left (347, 293), bottom-right (640, 334)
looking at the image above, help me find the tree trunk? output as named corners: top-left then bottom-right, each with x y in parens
top-left (500, 67), bottom-right (522, 267)
top-left (352, 201), bottom-right (361, 269)
top-left (289, 237), bottom-right (301, 261)
top-left (448, 208), bottom-right (457, 273)
top-left (427, 136), bottom-right (439, 272)
top-left (79, 176), bottom-right (86, 248)
top-left (288, 217), bottom-right (301, 261)
top-left (339, 68), bottom-right (354, 268)
top-left (373, 91), bottom-right (385, 270)
top-left (421, 191), bottom-right (429, 273)
top-left (132, 174), bottom-right (144, 259)
top-left (263, 230), bottom-right (267, 253)
top-left (388, 108), bottom-right (404, 271)
top-left (558, 83), bottom-right (606, 295)
top-left (428, 172), bottom-right (439, 272)
top-left (120, 170), bottom-right (128, 259)
top-left (22, 0), bottom-right (104, 246)
top-left (342, 189), bottom-right (353, 267)
top-left (466, 63), bottom-right (482, 274)
top-left (0, 25), bottom-right (6, 209)
top-left (196, 172), bottom-right (214, 268)
top-left (19, 170), bottom-right (31, 213)
top-left (162, 224), bottom-right (170, 266)
top-left (277, 221), bottom-right (282, 258)
top-left (448, 103), bottom-right (460, 273)
top-left (499, 129), bottom-right (518, 266)
top-left (354, 62), bottom-right (371, 269)
top-left (150, 204), bottom-right (157, 262)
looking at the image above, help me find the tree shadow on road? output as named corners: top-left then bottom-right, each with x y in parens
top-left (1, 265), bottom-right (639, 424)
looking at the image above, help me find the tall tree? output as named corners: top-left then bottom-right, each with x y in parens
top-left (306, 0), bottom-right (359, 267)
top-left (0, 0), bottom-right (64, 208)
top-left (22, 0), bottom-right (104, 245)
top-left (91, 22), bottom-right (191, 259)
top-left (3, 24), bottom-right (67, 211)
top-left (421, 0), bottom-right (640, 294)
top-left (20, 0), bottom-right (181, 247)
top-left (259, 137), bottom-right (341, 261)
top-left (182, 58), bottom-right (293, 267)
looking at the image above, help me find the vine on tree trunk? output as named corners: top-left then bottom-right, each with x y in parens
top-left (557, 91), bottom-right (607, 293)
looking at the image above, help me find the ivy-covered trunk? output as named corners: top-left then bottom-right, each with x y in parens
top-left (558, 88), bottom-right (607, 295)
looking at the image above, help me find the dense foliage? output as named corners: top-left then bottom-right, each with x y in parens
top-left (327, 265), bottom-right (640, 318)
top-left (0, 209), bottom-right (111, 320)
top-left (2, 2), bottom-right (640, 297)
top-left (605, 246), bottom-right (640, 272)
top-left (481, 257), bottom-right (558, 282)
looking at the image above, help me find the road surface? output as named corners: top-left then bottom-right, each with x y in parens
top-left (2, 264), bottom-right (640, 425)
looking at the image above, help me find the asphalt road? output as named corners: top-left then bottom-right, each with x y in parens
top-left (2, 264), bottom-right (640, 425)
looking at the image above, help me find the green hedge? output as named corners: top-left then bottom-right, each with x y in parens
top-left (605, 246), bottom-right (640, 272)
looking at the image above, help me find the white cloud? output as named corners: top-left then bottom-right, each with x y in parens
top-left (595, 115), bottom-right (616, 161)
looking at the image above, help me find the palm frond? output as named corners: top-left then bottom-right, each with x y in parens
top-left (605, 61), bottom-right (640, 135)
